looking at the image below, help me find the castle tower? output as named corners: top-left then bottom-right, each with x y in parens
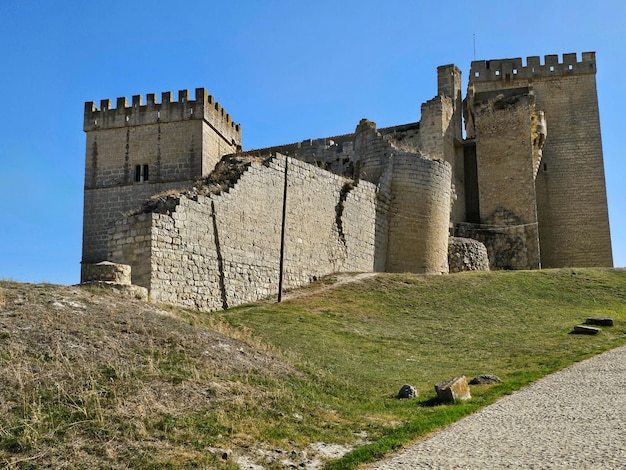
top-left (467, 87), bottom-right (541, 269)
top-left (82, 88), bottom-right (241, 272)
top-left (469, 52), bottom-right (613, 268)
top-left (420, 65), bottom-right (465, 223)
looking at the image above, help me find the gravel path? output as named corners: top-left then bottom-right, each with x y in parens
top-left (367, 345), bottom-right (626, 469)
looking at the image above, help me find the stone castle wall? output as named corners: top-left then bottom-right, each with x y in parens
top-left (109, 155), bottom-right (381, 311)
top-left (469, 53), bottom-right (612, 268)
top-left (385, 154), bottom-right (451, 274)
top-left (470, 88), bottom-right (541, 270)
top-left (82, 89), bottom-right (241, 266)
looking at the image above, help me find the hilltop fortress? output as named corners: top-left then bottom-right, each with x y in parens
top-left (81, 52), bottom-right (613, 311)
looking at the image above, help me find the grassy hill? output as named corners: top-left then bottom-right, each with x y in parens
top-left (1, 268), bottom-right (625, 469)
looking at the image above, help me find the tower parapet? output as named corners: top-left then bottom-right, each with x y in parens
top-left (470, 52), bottom-right (596, 83)
top-left (84, 88), bottom-right (242, 147)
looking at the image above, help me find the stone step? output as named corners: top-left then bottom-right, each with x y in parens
top-left (571, 325), bottom-right (601, 335)
top-left (584, 317), bottom-right (614, 327)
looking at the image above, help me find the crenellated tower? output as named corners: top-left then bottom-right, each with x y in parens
top-left (467, 52), bottom-right (612, 268)
top-left (81, 88), bottom-right (241, 272)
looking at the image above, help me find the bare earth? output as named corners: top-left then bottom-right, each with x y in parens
top-left (367, 345), bottom-right (626, 469)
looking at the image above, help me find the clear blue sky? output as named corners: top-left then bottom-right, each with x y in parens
top-left (0, 0), bottom-right (624, 284)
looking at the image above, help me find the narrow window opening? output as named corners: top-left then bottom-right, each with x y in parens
top-left (157, 110), bottom-right (161, 119)
top-left (134, 164), bottom-right (150, 182)
top-left (531, 67), bottom-right (536, 73)
top-left (568, 64), bottom-right (573, 70)
top-left (190, 107), bottom-right (193, 116)
top-left (543, 163), bottom-right (548, 172)
top-left (474, 71), bottom-right (480, 78)
top-left (495, 70), bottom-right (500, 76)
top-left (125, 115), bottom-right (130, 122)
top-left (513, 68), bottom-right (518, 75)
top-left (549, 66), bottom-right (555, 72)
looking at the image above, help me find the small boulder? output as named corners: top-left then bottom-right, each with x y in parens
top-left (571, 325), bottom-right (601, 335)
top-left (434, 376), bottom-right (471, 403)
top-left (584, 317), bottom-right (614, 327)
top-left (469, 375), bottom-right (502, 385)
top-left (397, 384), bottom-right (418, 399)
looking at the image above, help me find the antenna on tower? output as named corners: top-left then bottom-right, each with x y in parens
top-left (473, 33), bottom-right (476, 60)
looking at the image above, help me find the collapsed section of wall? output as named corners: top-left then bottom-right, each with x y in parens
top-left (109, 155), bottom-right (380, 311)
top-left (448, 237), bottom-right (490, 273)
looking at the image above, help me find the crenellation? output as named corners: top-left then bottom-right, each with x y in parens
top-left (84, 88), bottom-right (241, 145)
top-left (471, 52), bottom-right (596, 83)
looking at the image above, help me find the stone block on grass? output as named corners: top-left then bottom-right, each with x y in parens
top-left (397, 384), bottom-right (418, 399)
top-left (435, 376), bottom-right (471, 403)
top-left (469, 374), bottom-right (502, 385)
top-left (571, 325), bottom-right (601, 335)
top-left (584, 317), bottom-right (614, 327)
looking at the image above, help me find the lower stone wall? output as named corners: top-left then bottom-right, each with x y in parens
top-left (448, 237), bottom-right (490, 273)
top-left (110, 155), bottom-right (380, 311)
top-left (455, 208), bottom-right (539, 270)
top-left (80, 261), bottom-right (132, 284)
top-left (82, 180), bottom-right (194, 265)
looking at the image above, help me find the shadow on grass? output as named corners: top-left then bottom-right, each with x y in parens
top-left (416, 396), bottom-right (442, 407)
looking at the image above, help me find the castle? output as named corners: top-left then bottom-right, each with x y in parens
top-left (81, 52), bottom-right (613, 311)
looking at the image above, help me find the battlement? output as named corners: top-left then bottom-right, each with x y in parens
top-left (470, 52), bottom-right (596, 83)
top-left (84, 88), bottom-right (241, 145)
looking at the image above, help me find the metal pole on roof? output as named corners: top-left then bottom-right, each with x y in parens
top-left (473, 33), bottom-right (476, 60)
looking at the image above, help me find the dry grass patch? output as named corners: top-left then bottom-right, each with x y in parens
top-left (1, 269), bottom-right (626, 469)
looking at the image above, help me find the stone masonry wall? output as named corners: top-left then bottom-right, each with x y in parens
top-left (469, 53), bottom-right (612, 268)
top-left (82, 89), bottom-right (241, 265)
top-left (448, 237), bottom-right (490, 273)
top-left (83, 181), bottom-right (192, 266)
top-left (109, 155), bottom-right (380, 311)
top-left (471, 89), bottom-right (541, 270)
top-left (386, 154), bottom-right (451, 274)
top-left (532, 73), bottom-right (613, 268)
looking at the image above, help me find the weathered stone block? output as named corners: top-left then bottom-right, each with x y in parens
top-left (448, 237), bottom-right (490, 273)
top-left (571, 325), bottom-right (601, 335)
top-left (81, 261), bottom-right (131, 285)
top-left (584, 317), bottom-right (614, 327)
top-left (435, 376), bottom-right (471, 403)
top-left (469, 374), bottom-right (502, 385)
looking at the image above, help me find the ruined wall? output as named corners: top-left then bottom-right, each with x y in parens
top-left (241, 122), bottom-right (423, 182)
top-left (109, 155), bottom-right (380, 311)
top-left (82, 89), bottom-right (241, 266)
top-left (470, 88), bottom-right (541, 270)
top-left (470, 53), bottom-right (612, 268)
top-left (448, 237), bottom-right (490, 273)
top-left (242, 135), bottom-right (356, 177)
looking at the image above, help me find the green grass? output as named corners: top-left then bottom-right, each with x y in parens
top-left (216, 268), bottom-right (626, 468)
top-left (1, 268), bottom-right (625, 468)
